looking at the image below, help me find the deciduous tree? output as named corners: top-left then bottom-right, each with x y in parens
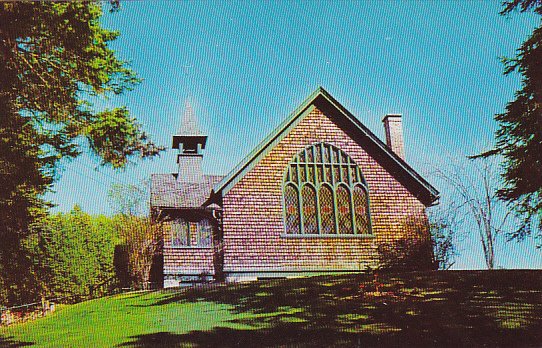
top-left (108, 182), bottom-right (162, 289)
top-left (433, 157), bottom-right (515, 269)
top-left (427, 203), bottom-right (461, 270)
top-left (30, 206), bottom-right (119, 302)
top-left (113, 215), bottom-right (163, 290)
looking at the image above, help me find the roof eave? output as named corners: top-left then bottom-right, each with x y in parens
top-left (313, 89), bottom-right (440, 204)
top-left (213, 88), bottom-right (323, 194)
top-left (213, 86), bottom-right (440, 206)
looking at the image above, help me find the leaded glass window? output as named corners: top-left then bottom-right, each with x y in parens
top-left (282, 142), bottom-right (372, 235)
top-left (319, 184), bottom-right (335, 234)
top-left (302, 184), bottom-right (318, 234)
top-left (291, 166), bottom-right (298, 183)
top-left (171, 218), bottom-right (213, 247)
top-left (337, 185), bottom-right (353, 234)
top-left (307, 147), bottom-right (314, 162)
top-left (353, 185), bottom-right (369, 235)
top-left (300, 166), bottom-right (306, 181)
top-left (284, 184), bottom-right (300, 234)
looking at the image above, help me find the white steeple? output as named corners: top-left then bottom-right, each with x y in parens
top-left (179, 100), bottom-right (201, 135)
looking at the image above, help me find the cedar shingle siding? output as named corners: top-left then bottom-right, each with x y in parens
top-left (151, 88), bottom-right (439, 287)
top-left (222, 107), bottom-right (428, 278)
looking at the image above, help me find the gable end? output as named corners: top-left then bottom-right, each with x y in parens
top-left (212, 87), bottom-right (439, 207)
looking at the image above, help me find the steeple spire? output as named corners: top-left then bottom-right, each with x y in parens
top-left (179, 100), bottom-right (201, 135)
top-left (172, 100), bottom-right (208, 183)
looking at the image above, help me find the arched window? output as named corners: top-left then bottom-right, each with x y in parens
top-left (282, 142), bottom-right (372, 235)
top-left (301, 184), bottom-right (318, 234)
top-left (337, 184), bottom-right (353, 234)
top-left (353, 185), bottom-right (369, 235)
top-left (319, 184), bottom-right (335, 234)
top-left (284, 184), bottom-right (300, 234)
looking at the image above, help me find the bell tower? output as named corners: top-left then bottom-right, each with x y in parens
top-left (172, 100), bottom-right (207, 183)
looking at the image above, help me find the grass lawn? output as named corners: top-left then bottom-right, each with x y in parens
top-left (1, 270), bottom-right (541, 347)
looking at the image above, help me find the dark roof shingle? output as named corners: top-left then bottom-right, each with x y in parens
top-left (151, 174), bottom-right (224, 208)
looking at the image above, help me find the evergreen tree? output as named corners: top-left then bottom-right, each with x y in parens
top-left (480, 0), bottom-right (542, 244)
top-left (0, 2), bottom-right (162, 305)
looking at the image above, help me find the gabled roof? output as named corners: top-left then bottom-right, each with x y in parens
top-left (212, 87), bottom-right (439, 206)
top-left (151, 174), bottom-right (224, 209)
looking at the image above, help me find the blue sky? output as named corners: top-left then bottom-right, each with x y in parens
top-left (46, 1), bottom-right (541, 269)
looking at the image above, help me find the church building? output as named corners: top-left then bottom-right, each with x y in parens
top-left (151, 87), bottom-right (439, 287)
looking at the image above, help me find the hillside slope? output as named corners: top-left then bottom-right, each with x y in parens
top-left (1, 271), bottom-right (541, 347)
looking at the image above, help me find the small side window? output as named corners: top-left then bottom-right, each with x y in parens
top-left (171, 219), bottom-right (189, 247)
top-left (198, 219), bottom-right (213, 247)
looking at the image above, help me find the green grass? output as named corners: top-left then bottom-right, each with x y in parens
top-left (1, 270), bottom-right (542, 347)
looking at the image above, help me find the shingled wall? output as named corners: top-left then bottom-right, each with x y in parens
top-left (221, 106), bottom-right (429, 280)
top-left (163, 220), bottom-right (214, 287)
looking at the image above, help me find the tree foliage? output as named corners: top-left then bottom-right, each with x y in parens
top-left (0, 107), bottom-right (52, 305)
top-left (479, 0), bottom-right (542, 244)
top-left (0, 2), bottom-right (163, 304)
top-left (427, 204), bottom-right (461, 270)
top-left (501, 0), bottom-right (542, 14)
top-left (0, 2), bottom-right (161, 170)
top-left (108, 181), bottom-right (148, 216)
top-left (108, 182), bottom-right (163, 289)
top-left (113, 215), bottom-right (163, 290)
top-left (29, 206), bottom-right (119, 302)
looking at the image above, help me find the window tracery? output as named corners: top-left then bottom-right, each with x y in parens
top-left (283, 143), bottom-right (371, 236)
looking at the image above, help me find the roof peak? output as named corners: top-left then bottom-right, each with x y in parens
top-left (212, 86), bottom-right (439, 206)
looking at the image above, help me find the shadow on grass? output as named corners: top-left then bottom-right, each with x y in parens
top-left (124, 271), bottom-right (542, 347)
top-left (117, 325), bottom-right (394, 347)
top-left (0, 336), bottom-right (33, 347)
top-left (117, 332), bottom-right (184, 348)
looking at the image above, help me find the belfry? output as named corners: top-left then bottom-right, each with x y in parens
top-left (172, 101), bottom-right (207, 183)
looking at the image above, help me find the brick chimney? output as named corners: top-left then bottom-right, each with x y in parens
top-left (382, 114), bottom-right (405, 160)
